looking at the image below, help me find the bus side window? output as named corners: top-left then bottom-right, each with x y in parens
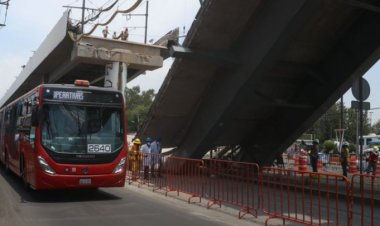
top-left (9, 105), bottom-right (17, 133)
top-left (31, 106), bottom-right (39, 127)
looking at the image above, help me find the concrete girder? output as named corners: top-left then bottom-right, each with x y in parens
top-left (74, 44), bottom-right (163, 70)
top-left (48, 39), bottom-right (164, 85)
top-left (136, 0), bottom-right (380, 165)
top-left (241, 9), bottom-right (380, 165)
top-left (173, 0), bottom-right (319, 159)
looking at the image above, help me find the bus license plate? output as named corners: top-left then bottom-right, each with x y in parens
top-left (79, 178), bottom-right (91, 185)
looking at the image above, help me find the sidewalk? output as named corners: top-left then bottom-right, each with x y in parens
top-left (125, 182), bottom-right (271, 226)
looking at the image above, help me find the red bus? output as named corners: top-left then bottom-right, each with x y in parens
top-left (0, 81), bottom-right (127, 190)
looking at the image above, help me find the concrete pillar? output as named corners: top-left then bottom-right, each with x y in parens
top-left (105, 62), bottom-right (128, 101)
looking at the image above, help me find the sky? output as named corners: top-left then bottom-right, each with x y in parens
top-left (0, 0), bottom-right (199, 94)
top-left (0, 0), bottom-right (380, 124)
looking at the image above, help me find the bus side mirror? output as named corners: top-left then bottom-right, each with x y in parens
top-left (31, 106), bottom-right (40, 127)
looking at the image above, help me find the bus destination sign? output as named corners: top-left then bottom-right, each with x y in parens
top-left (53, 91), bottom-right (84, 101)
top-left (43, 87), bottom-right (122, 104)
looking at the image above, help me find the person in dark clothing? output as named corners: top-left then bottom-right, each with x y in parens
top-left (309, 139), bottom-right (319, 172)
top-left (340, 142), bottom-right (350, 178)
top-left (367, 147), bottom-right (379, 175)
top-left (275, 152), bottom-right (285, 168)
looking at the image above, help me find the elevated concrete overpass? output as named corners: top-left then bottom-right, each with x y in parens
top-left (138, 0), bottom-right (380, 165)
top-left (0, 10), bottom-right (167, 107)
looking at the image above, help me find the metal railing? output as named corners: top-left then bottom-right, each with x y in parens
top-left (260, 167), bottom-right (350, 226)
top-left (126, 153), bottom-right (380, 225)
top-left (203, 159), bottom-right (260, 218)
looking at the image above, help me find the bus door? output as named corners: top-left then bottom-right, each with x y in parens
top-left (17, 99), bottom-right (36, 184)
top-left (4, 105), bottom-right (19, 171)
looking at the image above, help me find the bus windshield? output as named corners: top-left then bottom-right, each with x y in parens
top-left (41, 103), bottom-right (123, 154)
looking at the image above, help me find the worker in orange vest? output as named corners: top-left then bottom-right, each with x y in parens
top-left (130, 138), bottom-right (142, 181)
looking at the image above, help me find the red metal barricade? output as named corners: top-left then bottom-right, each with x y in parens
top-left (202, 159), bottom-right (261, 219)
top-left (149, 153), bottom-right (168, 191)
top-left (126, 155), bottom-right (379, 225)
top-left (260, 167), bottom-right (351, 226)
top-left (350, 174), bottom-right (380, 226)
top-left (164, 157), bottom-right (204, 203)
top-left (126, 153), bottom-right (167, 189)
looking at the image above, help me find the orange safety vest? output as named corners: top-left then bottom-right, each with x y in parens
top-left (129, 145), bottom-right (141, 160)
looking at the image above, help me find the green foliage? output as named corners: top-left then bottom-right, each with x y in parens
top-left (126, 86), bottom-right (155, 132)
top-left (323, 140), bottom-right (336, 153)
top-left (348, 143), bottom-right (356, 153)
top-left (311, 102), bottom-right (372, 144)
top-left (372, 120), bottom-right (380, 135)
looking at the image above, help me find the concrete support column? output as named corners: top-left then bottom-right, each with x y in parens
top-left (105, 62), bottom-right (128, 101)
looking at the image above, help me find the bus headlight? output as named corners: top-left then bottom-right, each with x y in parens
top-left (113, 157), bottom-right (126, 174)
top-left (38, 156), bottom-right (56, 175)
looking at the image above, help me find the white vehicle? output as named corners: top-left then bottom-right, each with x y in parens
top-left (360, 134), bottom-right (380, 150)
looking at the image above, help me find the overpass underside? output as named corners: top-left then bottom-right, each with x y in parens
top-left (138, 0), bottom-right (380, 165)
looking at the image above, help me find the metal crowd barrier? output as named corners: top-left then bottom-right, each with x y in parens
top-left (203, 159), bottom-right (261, 218)
top-left (164, 157), bottom-right (204, 203)
top-left (260, 167), bottom-right (350, 226)
top-left (350, 174), bottom-right (380, 226)
top-left (126, 154), bottom-right (379, 225)
top-left (126, 153), bottom-right (168, 189)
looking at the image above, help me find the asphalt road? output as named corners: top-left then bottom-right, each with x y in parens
top-left (0, 168), bottom-right (257, 226)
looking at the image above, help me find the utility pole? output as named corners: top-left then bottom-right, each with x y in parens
top-left (124, 0), bottom-right (149, 43)
top-left (81, 0), bottom-right (86, 34)
top-left (63, 0), bottom-right (99, 33)
top-left (144, 0), bottom-right (149, 43)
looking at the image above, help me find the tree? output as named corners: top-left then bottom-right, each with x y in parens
top-left (371, 120), bottom-right (380, 135)
top-left (311, 103), bottom-right (341, 142)
top-left (323, 140), bottom-right (337, 154)
top-left (311, 102), bottom-right (371, 145)
top-left (126, 86), bottom-right (155, 132)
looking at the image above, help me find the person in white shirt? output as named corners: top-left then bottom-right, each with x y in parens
top-left (150, 137), bottom-right (162, 177)
top-left (141, 137), bottom-right (152, 179)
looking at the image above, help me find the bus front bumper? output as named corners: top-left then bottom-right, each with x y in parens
top-left (34, 172), bottom-right (126, 190)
